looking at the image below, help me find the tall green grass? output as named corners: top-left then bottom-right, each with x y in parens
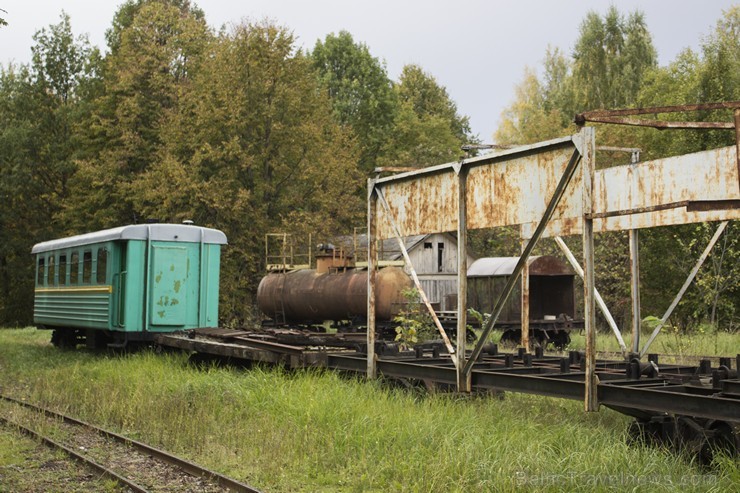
top-left (566, 327), bottom-right (739, 362)
top-left (0, 328), bottom-right (737, 492)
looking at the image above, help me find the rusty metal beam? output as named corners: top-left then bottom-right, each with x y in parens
top-left (629, 229), bottom-right (641, 353)
top-left (597, 146), bottom-right (641, 153)
top-left (582, 128), bottom-right (598, 412)
top-left (686, 200), bottom-right (740, 212)
top-left (463, 146), bottom-right (583, 376)
top-left (629, 150), bottom-right (641, 354)
top-left (575, 101), bottom-right (740, 123)
top-left (589, 200), bottom-right (740, 221)
top-left (520, 233), bottom-right (530, 353)
top-left (457, 167), bottom-right (471, 391)
top-left (373, 166), bottom-right (420, 173)
top-left (553, 236), bottom-right (627, 355)
top-left (375, 188), bottom-right (458, 364)
top-left (629, 229), bottom-right (641, 354)
top-left (587, 201), bottom-right (690, 220)
top-left (639, 221), bottom-right (729, 358)
top-left (367, 181), bottom-right (378, 379)
top-left (578, 117), bottom-right (734, 130)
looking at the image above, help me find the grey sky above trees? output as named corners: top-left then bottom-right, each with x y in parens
top-left (0, 0), bottom-right (737, 141)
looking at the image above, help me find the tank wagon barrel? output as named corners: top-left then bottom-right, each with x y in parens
top-left (257, 266), bottom-right (412, 324)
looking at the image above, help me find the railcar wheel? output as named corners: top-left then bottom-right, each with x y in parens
top-left (499, 330), bottom-right (519, 346)
top-left (701, 421), bottom-right (738, 464)
top-left (51, 328), bottom-right (80, 349)
top-left (549, 330), bottom-right (571, 349)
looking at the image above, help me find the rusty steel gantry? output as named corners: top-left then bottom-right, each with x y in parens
top-left (366, 102), bottom-right (740, 413)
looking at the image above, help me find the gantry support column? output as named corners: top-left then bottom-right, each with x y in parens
top-left (520, 233), bottom-right (530, 353)
top-left (367, 180), bottom-right (378, 379)
top-left (456, 166), bottom-right (471, 391)
top-left (581, 127), bottom-right (598, 412)
top-left (629, 229), bottom-right (641, 354)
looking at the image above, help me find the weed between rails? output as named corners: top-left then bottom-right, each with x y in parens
top-left (0, 327), bottom-right (738, 492)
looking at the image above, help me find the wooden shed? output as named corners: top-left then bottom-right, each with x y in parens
top-left (347, 232), bottom-right (476, 311)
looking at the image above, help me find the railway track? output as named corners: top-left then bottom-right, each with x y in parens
top-left (0, 394), bottom-right (260, 493)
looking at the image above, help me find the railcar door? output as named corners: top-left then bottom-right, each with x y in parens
top-left (148, 245), bottom-right (189, 328)
top-left (113, 243), bottom-right (127, 328)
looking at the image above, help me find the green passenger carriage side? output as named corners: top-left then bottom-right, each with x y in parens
top-left (31, 224), bottom-right (227, 348)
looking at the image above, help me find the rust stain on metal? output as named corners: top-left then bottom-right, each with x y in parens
top-left (520, 238), bottom-right (530, 353)
top-left (594, 146), bottom-right (740, 232)
top-left (377, 135), bottom-right (739, 241)
top-left (378, 171), bottom-right (458, 239)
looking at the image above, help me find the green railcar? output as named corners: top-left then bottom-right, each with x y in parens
top-left (31, 223), bottom-right (227, 348)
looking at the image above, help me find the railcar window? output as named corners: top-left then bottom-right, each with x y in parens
top-left (96, 248), bottom-right (107, 284)
top-left (83, 250), bottom-right (92, 284)
top-left (59, 255), bottom-right (67, 286)
top-left (48, 256), bottom-right (56, 286)
top-left (37, 257), bottom-right (45, 286)
top-left (70, 252), bottom-right (79, 284)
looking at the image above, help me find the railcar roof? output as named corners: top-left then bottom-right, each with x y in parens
top-left (468, 256), bottom-right (574, 277)
top-left (31, 224), bottom-right (227, 253)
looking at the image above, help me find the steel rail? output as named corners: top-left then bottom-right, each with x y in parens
top-left (0, 413), bottom-right (149, 493)
top-left (0, 394), bottom-right (261, 493)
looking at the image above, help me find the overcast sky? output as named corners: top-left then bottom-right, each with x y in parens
top-left (1, 1), bottom-right (737, 141)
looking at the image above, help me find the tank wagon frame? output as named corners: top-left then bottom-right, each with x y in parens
top-left (32, 223), bottom-right (226, 348)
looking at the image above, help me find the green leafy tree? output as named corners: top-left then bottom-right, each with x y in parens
top-left (495, 67), bottom-right (570, 145)
top-left (64, 0), bottom-right (211, 230)
top-left (310, 31), bottom-right (397, 171)
top-left (0, 13), bottom-right (96, 324)
top-left (105, 0), bottom-right (205, 56)
top-left (498, 7), bottom-right (656, 147)
top-left (0, 65), bottom-right (41, 324)
top-left (572, 7), bottom-right (657, 111)
top-left (128, 21), bottom-right (363, 323)
top-left (395, 64), bottom-right (471, 142)
top-left (379, 64), bottom-right (475, 167)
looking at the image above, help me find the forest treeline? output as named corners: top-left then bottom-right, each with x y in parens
top-left (0, 1), bottom-right (738, 332)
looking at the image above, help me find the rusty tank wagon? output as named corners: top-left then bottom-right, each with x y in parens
top-left (257, 245), bottom-right (413, 328)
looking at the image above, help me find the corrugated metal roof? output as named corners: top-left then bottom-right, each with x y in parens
top-left (468, 257), bottom-right (525, 277)
top-left (31, 224), bottom-right (228, 253)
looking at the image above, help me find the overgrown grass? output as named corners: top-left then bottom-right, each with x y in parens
top-left (566, 327), bottom-right (739, 362)
top-left (0, 328), bottom-right (737, 492)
